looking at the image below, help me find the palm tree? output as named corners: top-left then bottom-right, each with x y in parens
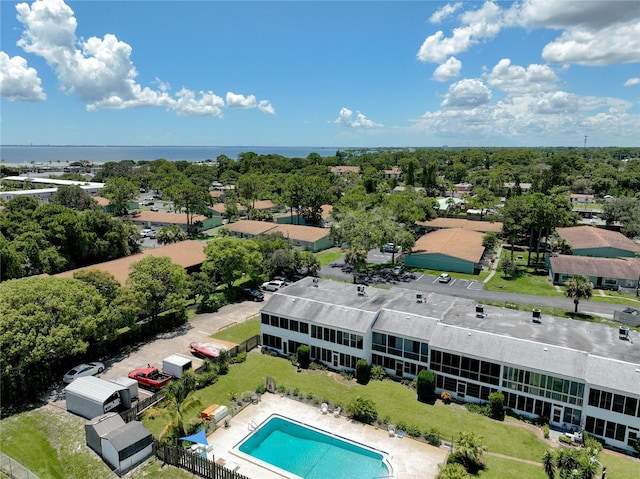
top-left (564, 275), bottom-right (593, 313)
top-left (453, 431), bottom-right (487, 472)
top-left (158, 375), bottom-right (201, 440)
top-left (542, 450), bottom-right (556, 479)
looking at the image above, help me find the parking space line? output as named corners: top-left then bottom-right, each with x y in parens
top-left (449, 279), bottom-right (457, 286)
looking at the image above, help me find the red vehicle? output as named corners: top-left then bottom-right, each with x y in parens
top-left (128, 367), bottom-right (173, 392)
top-left (189, 341), bottom-right (226, 360)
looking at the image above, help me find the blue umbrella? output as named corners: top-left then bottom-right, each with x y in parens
top-left (178, 428), bottom-right (209, 446)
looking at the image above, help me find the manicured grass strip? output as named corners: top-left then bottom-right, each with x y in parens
top-left (478, 455), bottom-right (546, 479)
top-left (597, 451), bottom-right (640, 478)
top-left (314, 247), bottom-right (344, 267)
top-left (211, 317), bottom-right (260, 342)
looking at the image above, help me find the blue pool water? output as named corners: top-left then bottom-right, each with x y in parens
top-left (237, 415), bottom-right (390, 479)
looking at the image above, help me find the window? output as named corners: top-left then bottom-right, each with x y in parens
top-left (300, 322), bottom-right (309, 334)
top-left (613, 394), bottom-right (625, 413)
top-left (624, 397), bottom-right (637, 417)
top-left (261, 313), bottom-right (269, 325)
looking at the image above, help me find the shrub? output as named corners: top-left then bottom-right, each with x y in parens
top-left (441, 391), bottom-right (452, 404)
top-left (542, 424), bottom-right (550, 439)
top-left (424, 427), bottom-right (441, 447)
top-left (277, 385), bottom-right (286, 394)
top-left (355, 359), bottom-right (370, 384)
top-left (197, 292), bottom-right (228, 313)
top-left (370, 365), bottom-right (386, 381)
top-left (465, 403), bottom-right (490, 416)
top-left (488, 391), bottom-right (505, 420)
top-left (255, 383), bottom-right (266, 395)
top-left (261, 347), bottom-right (278, 357)
top-left (347, 396), bottom-right (378, 425)
top-left (229, 351), bottom-right (247, 364)
top-left (417, 370), bottom-right (436, 402)
top-left (297, 345), bottom-right (310, 369)
top-left (559, 435), bottom-right (573, 444)
top-left (406, 424), bottom-right (421, 438)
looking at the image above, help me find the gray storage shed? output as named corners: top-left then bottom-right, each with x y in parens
top-left (108, 376), bottom-right (138, 407)
top-left (65, 376), bottom-right (126, 419)
top-left (85, 412), bottom-right (126, 455)
top-left (101, 421), bottom-right (153, 476)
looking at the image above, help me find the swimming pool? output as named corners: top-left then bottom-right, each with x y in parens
top-left (236, 414), bottom-right (391, 479)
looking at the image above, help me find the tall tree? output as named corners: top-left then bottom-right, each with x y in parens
top-left (127, 256), bottom-right (190, 320)
top-left (102, 177), bottom-right (138, 216)
top-left (51, 185), bottom-right (99, 211)
top-left (202, 237), bottom-right (262, 289)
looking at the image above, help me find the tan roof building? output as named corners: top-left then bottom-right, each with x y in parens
top-left (556, 226), bottom-right (639, 258)
top-left (55, 241), bottom-right (207, 285)
top-left (416, 218), bottom-right (502, 233)
top-left (93, 196), bottom-right (110, 207)
top-left (226, 220), bottom-right (333, 252)
top-left (549, 255), bottom-right (640, 290)
top-left (209, 203), bottom-right (247, 216)
top-left (252, 200), bottom-right (277, 211)
top-left (405, 228), bottom-right (485, 274)
top-left (132, 211), bottom-right (208, 225)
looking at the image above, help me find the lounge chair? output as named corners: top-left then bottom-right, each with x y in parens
top-left (388, 425), bottom-right (396, 437)
top-left (321, 402), bottom-right (328, 414)
top-left (333, 406), bottom-right (341, 417)
top-left (397, 429), bottom-right (404, 439)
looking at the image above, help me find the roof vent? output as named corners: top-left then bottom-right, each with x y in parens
top-left (532, 309), bottom-right (542, 323)
top-left (619, 326), bottom-right (630, 341)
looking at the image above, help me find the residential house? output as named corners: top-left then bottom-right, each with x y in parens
top-left (404, 228), bottom-right (485, 274)
top-left (329, 166), bottom-right (360, 176)
top-left (126, 211), bottom-right (221, 232)
top-left (548, 255), bottom-right (640, 290)
top-left (415, 218), bottom-right (502, 234)
top-left (556, 226), bottom-right (639, 258)
top-left (55, 240), bottom-right (207, 285)
top-left (226, 220), bottom-right (333, 252)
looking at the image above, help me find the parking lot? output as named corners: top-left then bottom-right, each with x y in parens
top-left (46, 299), bottom-right (264, 405)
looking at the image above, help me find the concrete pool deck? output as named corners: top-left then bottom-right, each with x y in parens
top-left (206, 393), bottom-right (448, 479)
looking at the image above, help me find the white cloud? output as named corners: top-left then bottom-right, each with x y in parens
top-left (258, 100), bottom-right (275, 115)
top-left (433, 56), bottom-right (462, 82)
top-left (485, 58), bottom-right (558, 93)
top-left (0, 52), bottom-right (46, 101)
top-left (441, 79), bottom-right (492, 108)
top-left (334, 107), bottom-right (383, 128)
top-left (12, 0), bottom-right (274, 116)
top-left (429, 2), bottom-right (462, 24)
top-left (419, 1), bottom-right (640, 67)
top-left (624, 77), bottom-right (640, 87)
top-left (226, 92), bottom-right (257, 109)
top-left (417, 1), bottom-right (504, 63)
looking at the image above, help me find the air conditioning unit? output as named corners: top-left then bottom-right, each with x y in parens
top-left (619, 326), bottom-right (630, 340)
top-left (532, 309), bottom-right (542, 323)
top-left (416, 293), bottom-right (424, 303)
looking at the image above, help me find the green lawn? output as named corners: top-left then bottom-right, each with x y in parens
top-left (211, 317), bottom-right (260, 342)
top-left (478, 455), bottom-right (546, 479)
top-left (314, 247), bottom-right (344, 266)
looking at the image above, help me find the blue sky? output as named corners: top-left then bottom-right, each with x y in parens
top-left (1, 0), bottom-right (639, 147)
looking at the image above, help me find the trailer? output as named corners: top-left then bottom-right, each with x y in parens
top-left (162, 354), bottom-right (192, 378)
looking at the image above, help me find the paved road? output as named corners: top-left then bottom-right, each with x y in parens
top-left (320, 256), bottom-right (632, 319)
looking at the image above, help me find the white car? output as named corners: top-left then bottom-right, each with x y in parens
top-left (63, 362), bottom-right (105, 383)
top-left (261, 280), bottom-right (285, 292)
top-left (140, 228), bottom-right (152, 237)
top-left (438, 273), bottom-right (452, 283)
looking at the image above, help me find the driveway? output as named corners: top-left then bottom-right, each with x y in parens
top-left (45, 300), bottom-right (265, 405)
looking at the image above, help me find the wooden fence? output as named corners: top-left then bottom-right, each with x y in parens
top-left (153, 441), bottom-right (251, 479)
top-left (120, 390), bottom-right (165, 423)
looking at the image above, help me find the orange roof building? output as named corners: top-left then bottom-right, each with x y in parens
top-left (405, 228), bottom-right (486, 274)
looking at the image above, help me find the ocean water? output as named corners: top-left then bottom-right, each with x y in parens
top-left (0, 145), bottom-right (343, 164)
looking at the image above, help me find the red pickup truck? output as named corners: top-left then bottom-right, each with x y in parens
top-left (128, 367), bottom-right (173, 392)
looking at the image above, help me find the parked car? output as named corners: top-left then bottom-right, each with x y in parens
top-left (189, 341), bottom-right (227, 360)
top-left (438, 273), bottom-right (452, 283)
top-left (63, 362), bottom-right (105, 383)
top-left (128, 367), bottom-right (173, 392)
top-left (382, 243), bottom-right (399, 253)
top-left (242, 288), bottom-right (264, 302)
top-left (272, 276), bottom-right (292, 286)
top-left (140, 228), bottom-right (152, 237)
top-left (261, 280), bottom-right (285, 292)
top-left (147, 230), bottom-right (157, 239)
top-left (150, 206), bottom-right (159, 212)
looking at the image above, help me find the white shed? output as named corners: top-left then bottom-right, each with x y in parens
top-left (65, 376), bottom-right (125, 419)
